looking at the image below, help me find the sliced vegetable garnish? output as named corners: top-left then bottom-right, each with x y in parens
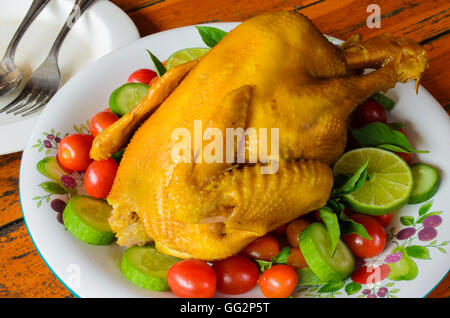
top-left (299, 223), bottom-right (355, 282)
top-left (370, 93), bottom-right (396, 110)
top-left (333, 148), bottom-right (413, 215)
top-left (121, 245), bottom-right (180, 291)
top-left (408, 163), bottom-right (440, 204)
top-left (62, 195), bottom-right (115, 245)
top-left (296, 267), bottom-right (325, 286)
top-left (350, 122), bottom-right (427, 153)
top-left (195, 26), bottom-right (228, 47)
top-left (147, 50), bottom-right (167, 77)
top-left (109, 83), bottom-right (149, 116)
top-left (166, 47), bottom-right (210, 69)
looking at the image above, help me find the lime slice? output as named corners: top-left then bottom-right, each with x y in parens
top-left (408, 163), bottom-right (439, 204)
top-left (299, 223), bottom-right (355, 282)
top-left (166, 47), bottom-right (210, 69)
top-left (333, 148), bottom-right (413, 215)
top-left (121, 245), bottom-right (181, 291)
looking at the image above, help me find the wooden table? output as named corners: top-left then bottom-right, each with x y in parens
top-left (0, 0), bottom-right (449, 298)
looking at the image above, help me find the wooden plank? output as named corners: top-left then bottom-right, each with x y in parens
top-left (0, 221), bottom-right (72, 298)
top-left (0, 152), bottom-right (22, 227)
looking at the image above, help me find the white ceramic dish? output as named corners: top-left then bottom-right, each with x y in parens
top-left (0, 0), bottom-right (139, 155)
top-left (19, 22), bottom-right (450, 298)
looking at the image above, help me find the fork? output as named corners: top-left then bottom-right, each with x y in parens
top-left (0, 0), bottom-right (51, 97)
top-left (0, 0), bottom-right (97, 117)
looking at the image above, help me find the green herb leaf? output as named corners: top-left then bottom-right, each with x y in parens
top-left (377, 144), bottom-right (410, 153)
top-left (418, 201), bottom-right (433, 216)
top-left (297, 267), bottom-right (324, 286)
top-left (38, 181), bottom-right (67, 194)
top-left (111, 149), bottom-right (125, 163)
top-left (333, 160), bottom-right (369, 197)
top-left (350, 122), bottom-right (427, 153)
top-left (255, 260), bottom-right (272, 272)
top-left (406, 245), bottom-right (431, 259)
top-left (270, 246), bottom-right (291, 264)
top-left (344, 282), bottom-right (362, 295)
top-left (318, 281), bottom-right (345, 293)
top-left (195, 26), bottom-right (228, 48)
top-left (386, 122), bottom-right (404, 130)
top-left (147, 50), bottom-right (167, 77)
top-left (400, 216), bottom-right (415, 226)
top-left (339, 212), bottom-right (372, 240)
top-left (370, 93), bottom-right (396, 110)
top-left (319, 206), bottom-right (341, 255)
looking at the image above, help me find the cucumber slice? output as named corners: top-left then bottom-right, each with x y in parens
top-left (121, 245), bottom-right (181, 291)
top-left (408, 163), bottom-right (440, 204)
top-left (299, 223), bottom-right (355, 282)
top-left (63, 195), bottom-right (115, 245)
top-left (109, 83), bottom-right (149, 116)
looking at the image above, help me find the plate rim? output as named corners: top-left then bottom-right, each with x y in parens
top-left (19, 21), bottom-right (449, 298)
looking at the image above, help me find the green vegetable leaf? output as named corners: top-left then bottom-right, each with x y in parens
top-left (400, 216), bottom-right (415, 226)
top-left (370, 93), bottom-right (396, 110)
top-left (333, 160), bottom-right (369, 196)
top-left (147, 50), bottom-right (167, 77)
top-left (418, 201), bottom-right (433, 216)
top-left (255, 260), bottom-right (272, 272)
top-left (417, 211), bottom-right (442, 224)
top-left (195, 26), bottom-right (228, 48)
top-left (350, 122), bottom-right (427, 153)
top-left (318, 281), bottom-right (345, 293)
top-left (406, 245), bottom-right (431, 259)
top-left (38, 181), bottom-right (67, 195)
top-left (270, 246), bottom-right (291, 264)
top-left (319, 207), bottom-right (341, 255)
top-left (297, 267), bottom-right (324, 286)
top-left (386, 122), bottom-right (404, 130)
top-left (338, 209), bottom-right (372, 240)
top-left (111, 149), bottom-right (125, 163)
top-left (344, 282), bottom-right (362, 295)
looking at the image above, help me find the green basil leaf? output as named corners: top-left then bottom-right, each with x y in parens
top-left (345, 282), bottom-right (362, 295)
top-left (418, 201), bottom-right (433, 216)
top-left (318, 280), bottom-right (345, 293)
top-left (111, 149), bottom-right (125, 163)
top-left (147, 50), bottom-right (167, 77)
top-left (195, 26), bottom-right (228, 48)
top-left (297, 267), bottom-right (324, 286)
top-left (377, 144), bottom-right (410, 153)
top-left (270, 246), bottom-right (291, 264)
top-left (350, 122), bottom-right (427, 153)
top-left (319, 207), bottom-right (340, 255)
top-left (255, 260), bottom-right (272, 272)
top-left (370, 93), bottom-right (395, 110)
top-left (400, 216), bottom-right (415, 226)
top-left (386, 122), bottom-right (404, 130)
top-left (406, 245), bottom-right (431, 259)
top-left (333, 160), bottom-right (368, 196)
top-left (39, 181), bottom-right (67, 194)
top-left (339, 212), bottom-right (372, 240)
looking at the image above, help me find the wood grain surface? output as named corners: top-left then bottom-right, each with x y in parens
top-left (0, 0), bottom-right (448, 298)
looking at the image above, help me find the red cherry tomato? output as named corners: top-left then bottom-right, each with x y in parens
top-left (57, 134), bottom-right (93, 171)
top-left (259, 265), bottom-right (298, 298)
top-left (127, 68), bottom-right (157, 85)
top-left (354, 99), bottom-right (387, 126)
top-left (286, 219), bottom-right (311, 247)
top-left (89, 111), bottom-right (119, 137)
top-left (286, 247), bottom-right (308, 269)
top-left (351, 264), bottom-right (390, 284)
top-left (167, 260), bottom-right (216, 298)
top-left (84, 158), bottom-right (118, 198)
top-left (374, 213), bottom-right (394, 227)
top-left (243, 234), bottom-right (280, 261)
top-left (343, 214), bottom-right (386, 258)
top-left (212, 256), bottom-right (259, 295)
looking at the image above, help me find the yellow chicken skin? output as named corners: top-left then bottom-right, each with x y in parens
top-left (102, 11), bottom-right (428, 260)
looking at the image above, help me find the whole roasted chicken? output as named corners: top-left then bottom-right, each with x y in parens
top-left (90, 11), bottom-right (428, 260)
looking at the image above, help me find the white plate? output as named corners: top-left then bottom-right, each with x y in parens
top-left (0, 0), bottom-right (139, 155)
top-left (19, 23), bottom-right (450, 298)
